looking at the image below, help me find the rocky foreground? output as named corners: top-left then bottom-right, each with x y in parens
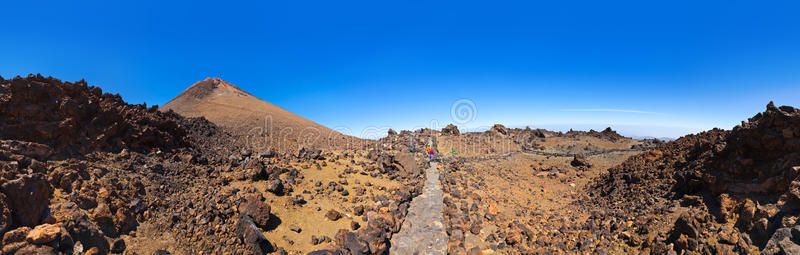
top-left (585, 102), bottom-right (800, 254)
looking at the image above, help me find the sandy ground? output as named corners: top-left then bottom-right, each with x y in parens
top-left (225, 154), bottom-right (409, 254)
top-left (437, 133), bottom-right (652, 253)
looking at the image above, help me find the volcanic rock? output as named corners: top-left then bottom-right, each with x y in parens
top-left (25, 223), bottom-right (63, 244)
top-left (297, 147), bottom-right (324, 160)
top-left (236, 215), bottom-right (272, 254)
top-left (442, 124), bottom-right (460, 136)
top-left (570, 153), bottom-right (591, 168)
top-left (0, 75), bottom-right (189, 156)
top-left (490, 124), bottom-right (509, 136)
top-left (590, 102), bottom-right (800, 253)
top-left (266, 179), bottom-right (284, 195)
top-left (763, 226), bottom-right (800, 254)
top-left (1, 173), bottom-right (51, 227)
top-left (335, 229), bottom-right (369, 254)
top-left (238, 195), bottom-right (271, 228)
top-left (326, 209), bottom-right (342, 221)
top-left (49, 202), bottom-right (109, 253)
top-left (111, 238), bottom-right (127, 253)
top-left (2, 226), bottom-right (30, 244)
top-left (0, 193), bottom-right (11, 235)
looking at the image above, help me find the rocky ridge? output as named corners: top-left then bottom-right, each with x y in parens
top-left (586, 102), bottom-right (800, 253)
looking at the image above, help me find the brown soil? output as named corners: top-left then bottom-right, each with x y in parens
top-left (226, 152), bottom-right (408, 254)
top-left (437, 127), bottom-right (649, 253)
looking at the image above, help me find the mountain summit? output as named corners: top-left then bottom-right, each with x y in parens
top-left (161, 78), bottom-right (348, 151)
top-left (170, 77), bottom-right (252, 99)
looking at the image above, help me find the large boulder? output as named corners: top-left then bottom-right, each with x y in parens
top-left (441, 124), bottom-right (460, 136)
top-left (763, 226), bottom-right (800, 255)
top-left (570, 153), bottom-right (591, 168)
top-left (235, 215), bottom-right (273, 254)
top-left (2, 226), bottom-right (30, 244)
top-left (490, 124), bottom-right (509, 136)
top-left (13, 244), bottom-right (57, 254)
top-left (335, 229), bottom-right (369, 254)
top-left (238, 194), bottom-right (271, 228)
top-left (265, 179), bottom-right (283, 195)
top-left (296, 147), bottom-right (324, 160)
top-left (1, 173), bottom-right (51, 227)
top-left (393, 152), bottom-right (420, 176)
top-left (25, 223), bottom-right (65, 244)
top-left (49, 202), bottom-right (109, 253)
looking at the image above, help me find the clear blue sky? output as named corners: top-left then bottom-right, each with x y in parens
top-left (2, 0), bottom-right (798, 138)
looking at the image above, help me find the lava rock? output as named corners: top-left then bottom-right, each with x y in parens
top-left (442, 124), bottom-right (460, 136)
top-left (2, 226), bottom-right (30, 244)
top-left (238, 195), bottom-right (271, 228)
top-left (353, 205), bottom-right (365, 216)
top-left (50, 202), bottom-right (109, 253)
top-left (236, 215), bottom-right (273, 254)
top-left (0, 193), bottom-right (12, 234)
top-left (335, 229), bottom-right (369, 254)
top-left (111, 238), bottom-right (127, 253)
top-left (763, 226), bottom-right (800, 255)
top-left (325, 209), bottom-right (342, 221)
top-left (265, 180), bottom-right (284, 195)
top-left (25, 223), bottom-right (64, 244)
top-left (297, 147), bottom-right (324, 160)
top-left (570, 153), bottom-right (591, 168)
top-left (1, 173), bottom-right (52, 227)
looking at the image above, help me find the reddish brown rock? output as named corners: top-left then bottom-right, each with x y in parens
top-left (25, 223), bottom-right (63, 244)
top-left (2, 226), bottom-right (30, 245)
top-left (442, 124), bottom-right (460, 136)
top-left (0, 193), bottom-right (12, 234)
top-left (1, 173), bottom-right (51, 227)
top-left (570, 153), bottom-right (591, 168)
top-left (49, 202), bottom-right (109, 253)
top-left (235, 215), bottom-right (272, 254)
top-left (238, 194), bottom-right (271, 228)
top-left (335, 229), bottom-right (369, 254)
top-left (325, 209), bottom-right (342, 221)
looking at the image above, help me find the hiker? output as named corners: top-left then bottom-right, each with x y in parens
top-left (428, 147), bottom-right (435, 162)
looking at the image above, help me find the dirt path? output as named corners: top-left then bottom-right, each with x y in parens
top-left (390, 163), bottom-right (448, 255)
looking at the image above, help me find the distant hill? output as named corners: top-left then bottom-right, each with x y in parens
top-left (629, 136), bottom-right (676, 142)
top-left (160, 78), bottom-right (351, 151)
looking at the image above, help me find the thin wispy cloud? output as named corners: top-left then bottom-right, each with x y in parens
top-left (559, 108), bottom-right (658, 114)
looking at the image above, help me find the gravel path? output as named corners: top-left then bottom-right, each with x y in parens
top-left (390, 163), bottom-right (448, 255)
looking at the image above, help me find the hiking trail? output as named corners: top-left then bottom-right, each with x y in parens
top-left (389, 162), bottom-right (448, 255)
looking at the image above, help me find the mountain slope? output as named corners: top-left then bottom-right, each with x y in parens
top-left (160, 78), bottom-right (348, 151)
